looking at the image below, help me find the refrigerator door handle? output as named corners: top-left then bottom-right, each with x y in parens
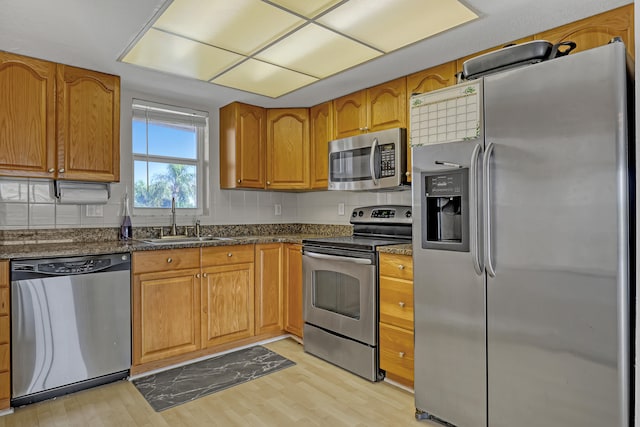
top-left (469, 143), bottom-right (484, 275)
top-left (483, 142), bottom-right (497, 277)
top-left (369, 137), bottom-right (379, 185)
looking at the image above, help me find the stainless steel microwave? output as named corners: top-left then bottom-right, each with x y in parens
top-left (328, 128), bottom-right (407, 191)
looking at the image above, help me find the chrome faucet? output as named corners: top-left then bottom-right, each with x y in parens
top-left (195, 219), bottom-right (201, 238)
top-left (170, 197), bottom-right (177, 236)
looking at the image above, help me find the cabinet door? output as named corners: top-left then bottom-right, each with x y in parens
top-left (0, 52), bottom-right (56, 179)
top-left (284, 244), bottom-right (303, 338)
top-left (0, 261), bottom-right (8, 409)
top-left (333, 90), bottom-right (367, 138)
top-left (201, 262), bottom-right (255, 347)
top-left (220, 102), bottom-right (266, 189)
top-left (309, 102), bottom-right (333, 189)
top-left (535, 4), bottom-right (634, 60)
top-left (133, 268), bottom-right (201, 365)
top-left (406, 62), bottom-right (457, 182)
top-left (56, 65), bottom-right (120, 182)
top-left (266, 108), bottom-right (310, 190)
top-left (367, 77), bottom-right (407, 133)
top-left (254, 243), bottom-right (283, 335)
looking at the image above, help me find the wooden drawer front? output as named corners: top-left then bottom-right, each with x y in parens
top-left (380, 277), bottom-right (414, 331)
top-left (380, 323), bottom-right (414, 383)
top-left (0, 288), bottom-right (8, 317)
top-left (202, 245), bottom-right (254, 266)
top-left (0, 261), bottom-right (7, 286)
top-left (0, 317), bottom-right (8, 343)
top-left (133, 248), bottom-right (200, 274)
top-left (379, 253), bottom-right (413, 280)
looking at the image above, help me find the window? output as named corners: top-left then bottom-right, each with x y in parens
top-left (132, 100), bottom-right (208, 213)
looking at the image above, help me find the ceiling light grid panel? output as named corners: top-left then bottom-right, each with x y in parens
top-left (120, 0), bottom-right (477, 98)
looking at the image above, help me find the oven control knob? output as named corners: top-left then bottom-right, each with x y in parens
top-left (358, 210), bottom-right (364, 217)
top-left (352, 211), bottom-right (357, 218)
top-left (405, 211), bottom-right (412, 218)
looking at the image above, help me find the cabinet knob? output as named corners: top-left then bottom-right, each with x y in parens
top-left (227, 253), bottom-right (233, 257)
top-left (399, 352), bottom-right (405, 358)
top-left (203, 273), bottom-right (208, 278)
top-left (266, 181), bottom-right (271, 185)
top-left (58, 168), bottom-right (65, 173)
top-left (237, 179), bottom-right (242, 183)
top-left (398, 301), bottom-right (405, 308)
top-left (398, 264), bottom-right (405, 270)
top-left (405, 171), bottom-right (411, 177)
top-left (167, 257), bottom-right (173, 263)
top-left (48, 168), bottom-right (55, 173)
top-left (196, 273), bottom-right (201, 278)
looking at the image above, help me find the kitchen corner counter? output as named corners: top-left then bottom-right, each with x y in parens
top-left (377, 243), bottom-right (413, 256)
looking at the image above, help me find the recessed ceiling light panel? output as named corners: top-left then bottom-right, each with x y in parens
top-left (212, 59), bottom-right (318, 98)
top-left (256, 24), bottom-right (381, 78)
top-left (318, 0), bottom-right (477, 52)
top-left (154, 0), bottom-right (305, 55)
top-left (122, 28), bottom-right (244, 80)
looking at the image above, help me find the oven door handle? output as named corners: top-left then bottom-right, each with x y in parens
top-left (304, 251), bottom-right (373, 265)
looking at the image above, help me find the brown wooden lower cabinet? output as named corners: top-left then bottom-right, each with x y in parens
top-left (379, 253), bottom-right (414, 387)
top-left (202, 246), bottom-right (255, 348)
top-left (0, 261), bottom-right (9, 409)
top-left (284, 244), bottom-right (303, 338)
top-left (255, 243), bottom-right (283, 335)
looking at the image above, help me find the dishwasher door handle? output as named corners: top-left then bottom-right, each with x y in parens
top-left (304, 251), bottom-right (373, 265)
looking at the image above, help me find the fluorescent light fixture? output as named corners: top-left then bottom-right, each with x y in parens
top-left (120, 0), bottom-right (478, 97)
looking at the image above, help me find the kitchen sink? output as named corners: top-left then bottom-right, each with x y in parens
top-left (138, 236), bottom-right (235, 245)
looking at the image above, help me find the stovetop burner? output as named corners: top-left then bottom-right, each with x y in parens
top-left (303, 205), bottom-right (412, 252)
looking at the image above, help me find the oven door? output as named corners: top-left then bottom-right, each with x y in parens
top-left (303, 249), bottom-right (376, 345)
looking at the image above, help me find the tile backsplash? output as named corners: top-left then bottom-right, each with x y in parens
top-left (0, 176), bottom-right (412, 230)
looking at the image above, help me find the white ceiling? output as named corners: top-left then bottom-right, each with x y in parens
top-left (0, 0), bottom-right (632, 109)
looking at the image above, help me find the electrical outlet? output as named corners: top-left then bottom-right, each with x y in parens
top-left (274, 204), bottom-right (282, 216)
top-left (338, 202), bottom-right (345, 216)
top-left (85, 205), bottom-right (104, 217)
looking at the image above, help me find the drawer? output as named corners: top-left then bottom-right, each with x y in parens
top-left (0, 261), bottom-right (7, 287)
top-left (379, 253), bottom-right (413, 280)
top-left (0, 344), bottom-right (8, 372)
top-left (202, 245), bottom-right (254, 266)
top-left (380, 276), bottom-right (413, 331)
top-left (0, 316), bottom-right (8, 344)
top-left (379, 323), bottom-right (414, 384)
top-left (133, 248), bottom-right (200, 274)
top-left (0, 371), bottom-right (9, 400)
top-left (0, 288), bottom-right (8, 317)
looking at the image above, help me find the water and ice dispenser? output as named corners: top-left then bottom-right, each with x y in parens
top-left (421, 169), bottom-right (469, 252)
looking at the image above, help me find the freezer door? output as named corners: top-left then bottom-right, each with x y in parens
top-left (484, 42), bottom-right (630, 427)
top-left (412, 140), bottom-right (486, 427)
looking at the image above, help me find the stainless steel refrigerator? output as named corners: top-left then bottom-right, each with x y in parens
top-left (411, 41), bottom-right (632, 427)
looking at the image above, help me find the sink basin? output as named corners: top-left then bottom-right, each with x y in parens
top-left (138, 236), bottom-right (234, 245)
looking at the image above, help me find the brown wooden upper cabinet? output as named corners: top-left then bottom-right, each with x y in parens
top-left (309, 101), bottom-right (333, 189)
top-left (57, 65), bottom-right (120, 182)
top-left (220, 102), bottom-right (267, 189)
top-left (0, 52), bottom-right (120, 182)
top-left (333, 77), bottom-right (407, 139)
top-left (535, 4), bottom-right (634, 60)
top-left (266, 108), bottom-right (310, 190)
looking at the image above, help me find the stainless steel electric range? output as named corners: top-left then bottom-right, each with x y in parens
top-left (302, 205), bottom-right (412, 381)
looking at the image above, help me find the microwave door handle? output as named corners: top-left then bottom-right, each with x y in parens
top-left (304, 251), bottom-right (373, 265)
top-left (369, 137), bottom-right (379, 185)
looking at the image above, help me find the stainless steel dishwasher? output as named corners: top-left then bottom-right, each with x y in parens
top-left (11, 253), bottom-right (131, 406)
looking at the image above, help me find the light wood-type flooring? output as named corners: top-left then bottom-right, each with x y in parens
top-left (0, 338), bottom-right (441, 427)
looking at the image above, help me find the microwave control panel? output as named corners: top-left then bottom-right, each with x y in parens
top-left (380, 143), bottom-right (396, 177)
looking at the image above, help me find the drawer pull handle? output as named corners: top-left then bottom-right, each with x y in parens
top-left (167, 258), bottom-right (173, 263)
top-left (399, 352), bottom-right (405, 358)
top-left (227, 253), bottom-right (232, 257)
top-left (398, 301), bottom-right (405, 308)
top-left (398, 264), bottom-right (405, 270)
